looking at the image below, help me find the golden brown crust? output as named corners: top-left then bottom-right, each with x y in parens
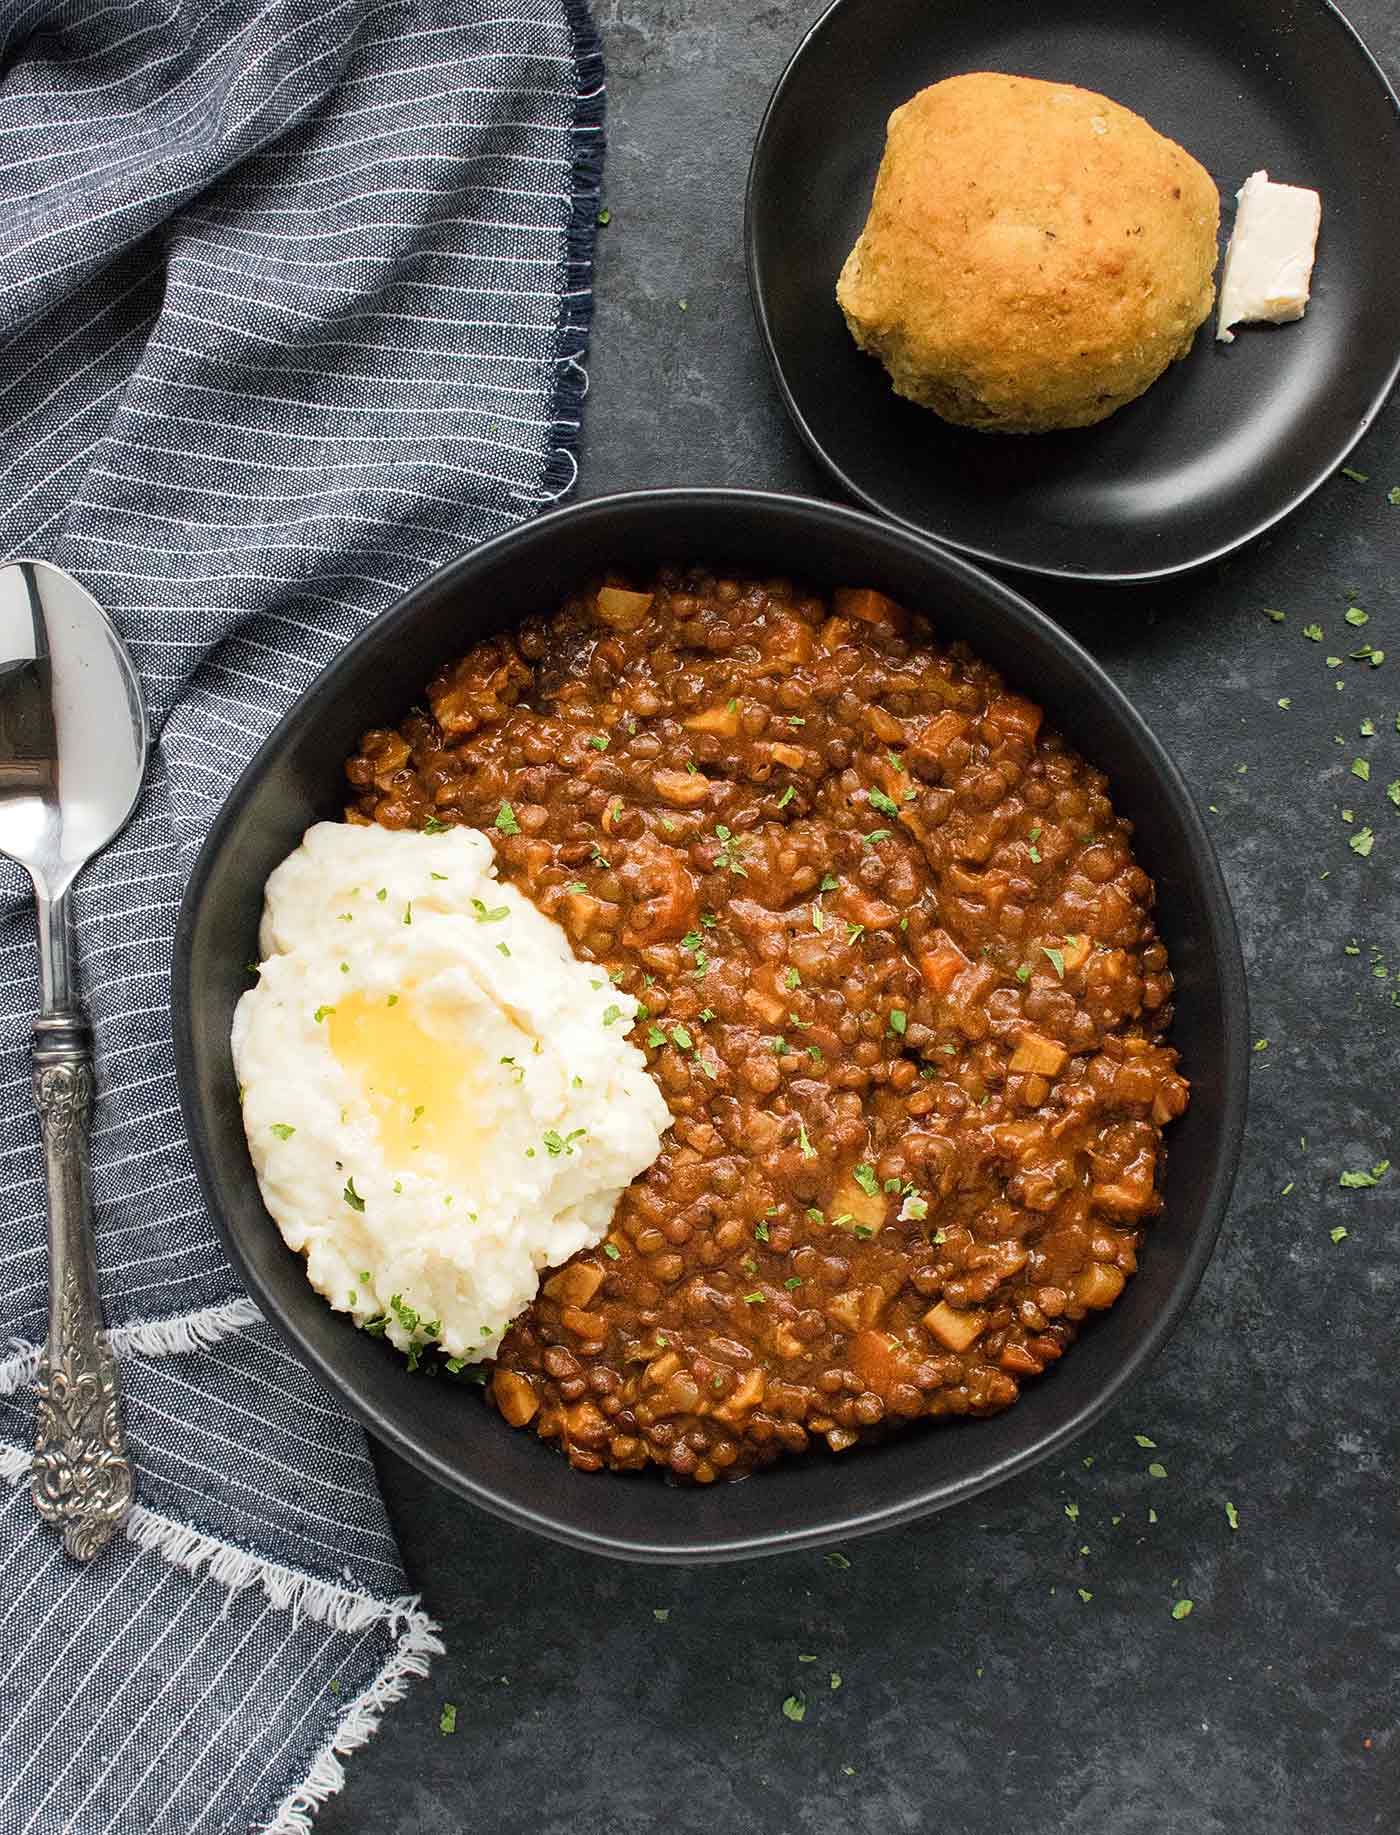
top-left (837, 72), bottom-right (1220, 433)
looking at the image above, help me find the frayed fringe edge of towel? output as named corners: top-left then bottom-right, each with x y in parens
top-left (256, 1611), bottom-right (444, 1834)
top-left (529, 0), bottom-right (605, 507)
top-left (0, 1446), bottom-right (443, 1834)
top-left (0, 1294), bottom-right (263, 1396)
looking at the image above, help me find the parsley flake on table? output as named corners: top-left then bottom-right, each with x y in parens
top-left (494, 800), bottom-right (521, 835)
top-left (1339, 1160), bottom-right (1389, 1188)
top-left (439, 1702), bottom-right (457, 1735)
top-left (1345, 606), bottom-right (1370, 627)
top-left (1388, 780), bottom-right (1400, 808)
top-left (1390, 485), bottom-right (1400, 506)
top-left (1262, 607), bottom-right (1286, 622)
top-left (1330, 1226), bottom-right (1349, 1244)
top-left (1078, 1588), bottom-right (1094, 1604)
top-left (1277, 697), bottom-right (1291, 710)
top-left (1360, 718), bottom-right (1377, 736)
top-left (1147, 1461), bottom-right (1168, 1479)
top-left (1171, 1599), bottom-right (1195, 1621)
top-left (1302, 623), bottom-right (1324, 642)
top-left (826, 1551), bottom-right (851, 1569)
top-left (1064, 1501), bottom-right (1080, 1522)
top-left (782, 1694), bottom-right (807, 1723)
top-left (1340, 466), bottom-right (1369, 482)
top-left (1351, 758), bottom-right (1371, 781)
top-left (1349, 827), bottom-right (1375, 857)
top-left (1134, 1433), bottom-right (1157, 1448)
top-left (1225, 1500), bottom-right (1240, 1532)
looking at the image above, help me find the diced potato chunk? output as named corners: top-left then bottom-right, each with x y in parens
top-left (595, 586), bottom-right (654, 630)
top-left (1075, 1263), bottom-right (1126, 1309)
top-left (683, 702), bottom-right (741, 737)
top-left (652, 768), bottom-right (710, 807)
top-left (826, 1289), bottom-right (862, 1332)
top-left (560, 1306), bottom-right (607, 1343)
top-left (851, 1327), bottom-right (898, 1395)
top-left (922, 1300), bottom-right (989, 1352)
top-left (542, 1261), bottom-right (604, 1307)
top-left (1060, 933), bottom-right (1091, 974)
top-left (768, 741), bottom-right (805, 769)
top-left (492, 1369), bottom-right (539, 1427)
top-left (830, 1168), bottom-right (886, 1233)
top-left (1009, 1029), bottom-right (1068, 1077)
top-left (715, 1367), bottom-right (766, 1423)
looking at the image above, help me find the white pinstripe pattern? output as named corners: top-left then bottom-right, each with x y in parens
top-left (0, 0), bottom-right (600, 1826)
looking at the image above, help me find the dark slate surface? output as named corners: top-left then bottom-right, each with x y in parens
top-left (320, 5), bottom-right (1399, 1829)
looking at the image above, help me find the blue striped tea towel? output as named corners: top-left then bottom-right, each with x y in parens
top-left (0, 2), bottom-right (603, 1829)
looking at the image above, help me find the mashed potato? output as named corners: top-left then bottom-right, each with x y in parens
top-left (837, 72), bottom-right (1220, 432)
top-left (232, 822), bottom-right (669, 1365)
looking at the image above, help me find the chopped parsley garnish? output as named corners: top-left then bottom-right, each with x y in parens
top-left (1225, 1500), bottom-right (1239, 1531)
top-left (1345, 606), bottom-right (1369, 627)
top-left (270, 1123), bottom-right (295, 1141)
top-left (471, 898), bottom-right (510, 922)
top-left (403, 902), bottom-right (413, 926)
top-left (494, 801), bottom-right (521, 835)
top-left (602, 1004), bottom-right (622, 1026)
top-left (343, 1178), bottom-right (366, 1212)
top-left (785, 966), bottom-right (801, 989)
top-left (784, 1276), bottom-right (802, 1290)
top-left (1015, 965), bottom-right (1030, 984)
top-left (1330, 1226), bottom-right (1349, 1244)
top-left (819, 874), bottom-right (839, 892)
top-left (386, 993), bottom-right (399, 1007)
top-left (862, 829), bottom-right (891, 846)
top-left (781, 1694), bottom-right (806, 1723)
top-left (742, 1291), bottom-right (764, 1305)
top-left (564, 881), bottom-right (587, 894)
top-left (439, 1702), bottom-right (457, 1734)
top-left (669, 1023), bottom-right (694, 1052)
top-left (1302, 623), bottom-right (1324, 642)
top-left (421, 816), bottom-right (450, 834)
top-left (888, 1008), bottom-right (907, 1036)
top-left (755, 1220), bottom-right (770, 1242)
top-left (713, 824), bottom-right (748, 876)
top-left (797, 1120), bottom-right (816, 1159)
top-left (852, 1162), bottom-right (880, 1198)
top-left (1351, 758), bottom-right (1370, 781)
top-left (1147, 1461), bottom-right (1168, 1479)
top-left (868, 787), bottom-right (900, 817)
top-left (543, 1128), bottom-right (586, 1157)
top-left (1340, 466), bottom-right (1369, 483)
top-left (586, 734), bottom-right (609, 751)
top-left (646, 1025), bottom-right (666, 1048)
top-left (603, 1242), bottom-right (621, 1260)
top-left (1133, 1433), bottom-right (1157, 1448)
top-left (777, 785), bottom-right (796, 809)
top-left (497, 942), bottom-right (510, 957)
top-left (1171, 1599), bottom-right (1194, 1621)
top-left (1388, 780), bottom-right (1400, 808)
top-left (1350, 827), bottom-right (1375, 858)
top-left (376, 888), bottom-right (387, 901)
top-left (1042, 945), bottom-right (1066, 978)
top-left (313, 1005), bottom-right (334, 1023)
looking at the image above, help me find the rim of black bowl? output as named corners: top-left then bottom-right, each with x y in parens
top-left (743, 0), bottom-right (1400, 585)
top-left (173, 488), bottom-right (1250, 1562)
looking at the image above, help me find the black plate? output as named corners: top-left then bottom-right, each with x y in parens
top-left (746, 0), bottom-right (1400, 582)
top-left (173, 490), bottom-right (1248, 1563)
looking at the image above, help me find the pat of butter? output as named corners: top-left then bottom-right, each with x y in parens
top-left (1217, 170), bottom-right (1322, 343)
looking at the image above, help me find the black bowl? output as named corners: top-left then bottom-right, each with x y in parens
top-left (173, 489), bottom-right (1248, 1563)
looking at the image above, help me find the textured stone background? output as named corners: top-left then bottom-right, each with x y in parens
top-left (320, 4), bottom-right (1399, 1829)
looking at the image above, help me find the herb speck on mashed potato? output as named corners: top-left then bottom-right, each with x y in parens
top-left (232, 823), bottom-right (669, 1366)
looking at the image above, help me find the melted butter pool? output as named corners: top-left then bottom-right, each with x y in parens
top-left (328, 990), bottom-right (489, 1179)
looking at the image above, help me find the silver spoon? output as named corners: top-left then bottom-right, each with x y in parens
top-left (0, 560), bottom-right (148, 1559)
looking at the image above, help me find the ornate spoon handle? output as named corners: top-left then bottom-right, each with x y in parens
top-left (30, 1011), bottom-right (133, 1560)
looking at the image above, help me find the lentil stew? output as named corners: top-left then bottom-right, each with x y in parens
top-left (344, 567), bottom-right (1188, 1483)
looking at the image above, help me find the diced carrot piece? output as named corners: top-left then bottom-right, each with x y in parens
top-left (922, 1301), bottom-right (988, 1352)
top-left (983, 693), bottom-right (1043, 745)
top-left (833, 587), bottom-right (907, 630)
top-left (560, 1307), bottom-right (607, 1343)
top-left (919, 940), bottom-right (969, 995)
top-left (1009, 1030), bottom-right (1068, 1077)
top-left (851, 1328), bottom-right (898, 1395)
